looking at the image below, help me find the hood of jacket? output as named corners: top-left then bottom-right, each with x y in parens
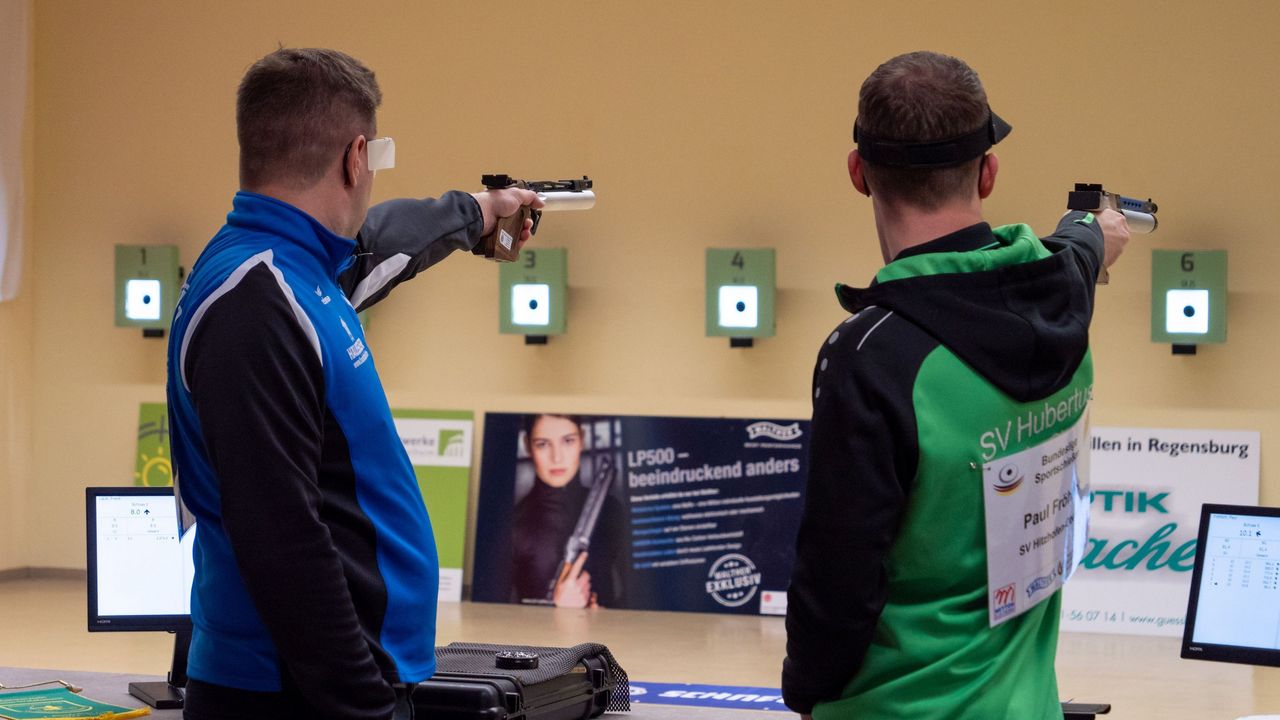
top-left (836, 222), bottom-right (1098, 403)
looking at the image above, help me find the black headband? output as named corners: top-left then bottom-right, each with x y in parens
top-left (853, 110), bottom-right (1012, 168)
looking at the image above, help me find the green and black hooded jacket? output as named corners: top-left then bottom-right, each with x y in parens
top-left (783, 212), bottom-right (1104, 720)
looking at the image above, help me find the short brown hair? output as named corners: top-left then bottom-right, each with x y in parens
top-left (236, 48), bottom-right (381, 189)
top-left (857, 51), bottom-right (990, 210)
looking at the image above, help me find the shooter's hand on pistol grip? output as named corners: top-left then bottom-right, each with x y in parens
top-left (472, 187), bottom-right (544, 258)
top-left (1097, 208), bottom-right (1131, 270)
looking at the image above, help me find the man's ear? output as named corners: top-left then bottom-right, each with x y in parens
top-left (849, 150), bottom-right (871, 197)
top-left (343, 135), bottom-right (368, 188)
top-left (978, 153), bottom-right (999, 199)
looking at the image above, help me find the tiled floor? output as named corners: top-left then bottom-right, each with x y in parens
top-left (2, 576), bottom-right (1279, 718)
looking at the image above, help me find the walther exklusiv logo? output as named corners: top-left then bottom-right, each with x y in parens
top-left (746, 422), bottom-right (803, 442)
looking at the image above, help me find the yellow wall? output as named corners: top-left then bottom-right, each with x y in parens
top-left (0, 0), bottom-right (34, 570)
top-left (18, 1), bottom-right (1280, 568)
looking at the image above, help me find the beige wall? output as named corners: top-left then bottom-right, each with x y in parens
top-left (16, 1), bottom-right (1280, 569)
top-left (0, 258), bottom-right (33, 571)
top-left (0, 0), bottom-right (34, 570)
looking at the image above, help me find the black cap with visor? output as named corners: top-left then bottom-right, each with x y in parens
top-left (853, 110), bottom-right (1012, 169)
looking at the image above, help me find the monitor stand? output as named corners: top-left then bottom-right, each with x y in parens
top-left (129, 629), bottom-right (189, 709)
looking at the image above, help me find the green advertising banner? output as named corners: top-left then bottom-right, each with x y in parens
top-left (135, 402), bottom-right (173, 487)
top-left (134, 403), bottom-right (471, 602)
top-left (391, 409), bottom-right (474, 603)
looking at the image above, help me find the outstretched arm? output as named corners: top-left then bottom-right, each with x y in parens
top-left (341, 187), bottom-right (541, 311)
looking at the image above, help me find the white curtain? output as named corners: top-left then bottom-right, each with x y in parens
top-left (0, 0), bottom-right (30, 302)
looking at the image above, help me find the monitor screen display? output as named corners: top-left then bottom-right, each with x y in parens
top-left (86, 487), bottom-right (194, 632)
top-left (1182, 503), bottom-right (1280, 667)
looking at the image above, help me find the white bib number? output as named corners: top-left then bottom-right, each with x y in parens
top-left (983, 413), bottom-right (1090, 626)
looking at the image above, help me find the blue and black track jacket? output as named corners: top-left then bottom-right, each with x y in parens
top-left (166, 190), bottom-right (482, 719)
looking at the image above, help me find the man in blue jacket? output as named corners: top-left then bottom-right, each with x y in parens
top-left (167, 47), bottom-right (541, 720)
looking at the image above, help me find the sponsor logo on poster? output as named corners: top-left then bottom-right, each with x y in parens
top-left (395, 418), bottom-right (472, 468)
top-left (745, 422), bottom-right (803, 442)
top-left (759, 589), bottom-right (788, 616)
top-left (439, 429), bottom-right (466, 458)
top-left (135, 404), bottom-right (173, 487)
top-left (706, 553), bottom-right (762, 608)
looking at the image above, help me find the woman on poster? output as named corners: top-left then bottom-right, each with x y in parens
top-left (511, 414), bottom-right (627, 608)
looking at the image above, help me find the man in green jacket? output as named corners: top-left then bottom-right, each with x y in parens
top-left (782, 51), bottom-right (1130, 719)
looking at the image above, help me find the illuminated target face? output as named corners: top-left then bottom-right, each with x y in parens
top-left (993, 463), bottom-right (1024, 495)
top-left (511, 283), bottom-right (551, 326)
top-left (717, 285), bottom-right (759, 328)
top-left (1165, 289), bottom-right (1209, 335)
top-left (125, 279), bottom-right (163, 321)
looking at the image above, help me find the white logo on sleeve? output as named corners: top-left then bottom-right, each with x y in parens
top-left (337, 317), bottom-right (369, 368)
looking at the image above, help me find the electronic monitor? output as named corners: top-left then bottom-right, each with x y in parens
top-left (85, 486), bottom-right (194, 708)
top-left (1181, 503), bottom-right (1280, 667)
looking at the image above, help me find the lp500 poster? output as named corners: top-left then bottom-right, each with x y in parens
top-left (472, 413), bottom-right (808, 615)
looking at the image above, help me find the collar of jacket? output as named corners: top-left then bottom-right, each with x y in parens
top-left (226, 191), bottom-right (357, 276)
top-left (875, 223), bottom-right (1048, 285)
top-left (835, 223), bottom-right (1051, 312)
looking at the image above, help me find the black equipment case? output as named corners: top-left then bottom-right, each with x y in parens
top-left (413, 642), bottom-right (628, 720)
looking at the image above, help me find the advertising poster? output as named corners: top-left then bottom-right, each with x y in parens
top-left (135, 404), bottom-right (470, 602)
top-left (1061, 426), bottom-right (1260, 636)
top-left (0, 0), bottom-right (27, 301)
top-left (134, 402), bottom-right (173, 487)
top-left (391, 409), bottom-right (474, 603)
top-left (472, 413), bottom-right (807, 615)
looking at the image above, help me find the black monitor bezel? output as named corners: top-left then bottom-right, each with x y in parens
top-left (86, 486), bottom-right (193, 633)
top-left (1181, 502), bottom-right (1280, 667)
